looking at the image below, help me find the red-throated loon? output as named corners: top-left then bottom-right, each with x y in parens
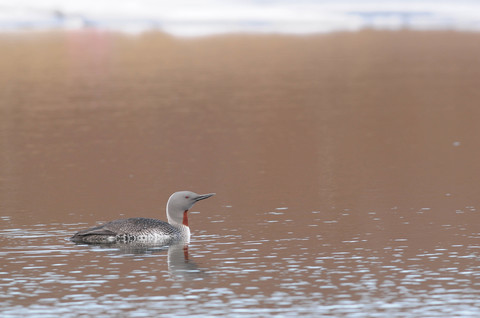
top-left (70, 191), bottom-right (215, 244)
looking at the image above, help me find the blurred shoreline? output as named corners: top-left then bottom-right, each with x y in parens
top-left (1, 1), bottom-right (479, 36)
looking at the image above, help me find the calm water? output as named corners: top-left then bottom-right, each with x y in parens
top-left (1, 31), bottom-right (480, 317)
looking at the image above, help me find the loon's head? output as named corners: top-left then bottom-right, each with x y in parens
top-left (166, 191), bottom-right (215, 226)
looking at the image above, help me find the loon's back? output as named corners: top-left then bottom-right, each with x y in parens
top-left (71, 217), bottom-right (184, 244)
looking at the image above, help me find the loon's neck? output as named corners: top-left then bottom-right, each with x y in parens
top-left (167, 209), bottom-right (191, 237)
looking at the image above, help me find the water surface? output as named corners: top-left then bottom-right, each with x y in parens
top-left (1, 31), bottom-right (480, 317)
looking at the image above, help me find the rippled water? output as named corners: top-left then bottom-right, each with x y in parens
top-left (1, 31), bottom-right (480, 317)
top-left (2, 209), bottom-right (479, 317)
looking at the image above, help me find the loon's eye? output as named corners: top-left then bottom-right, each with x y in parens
top-left (185, 196), bottom-right (190, 199)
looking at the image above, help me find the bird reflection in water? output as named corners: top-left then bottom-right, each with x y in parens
top-left (72, 239), bottom-right (207, 280)
top-left (167, 242), bottom-right (207, 280)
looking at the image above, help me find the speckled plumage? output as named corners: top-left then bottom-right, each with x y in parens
top-left (70, 217), bottom-right (185, 244)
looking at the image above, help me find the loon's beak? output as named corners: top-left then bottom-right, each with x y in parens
top-left (194, 193), bottom-right (215, 202)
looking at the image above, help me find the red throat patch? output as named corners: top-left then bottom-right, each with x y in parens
top-left (182, 210), bottom-right (189, 226)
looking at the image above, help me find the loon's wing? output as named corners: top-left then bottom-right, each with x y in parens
top-left (70, 224), bottom-right (117, 242)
